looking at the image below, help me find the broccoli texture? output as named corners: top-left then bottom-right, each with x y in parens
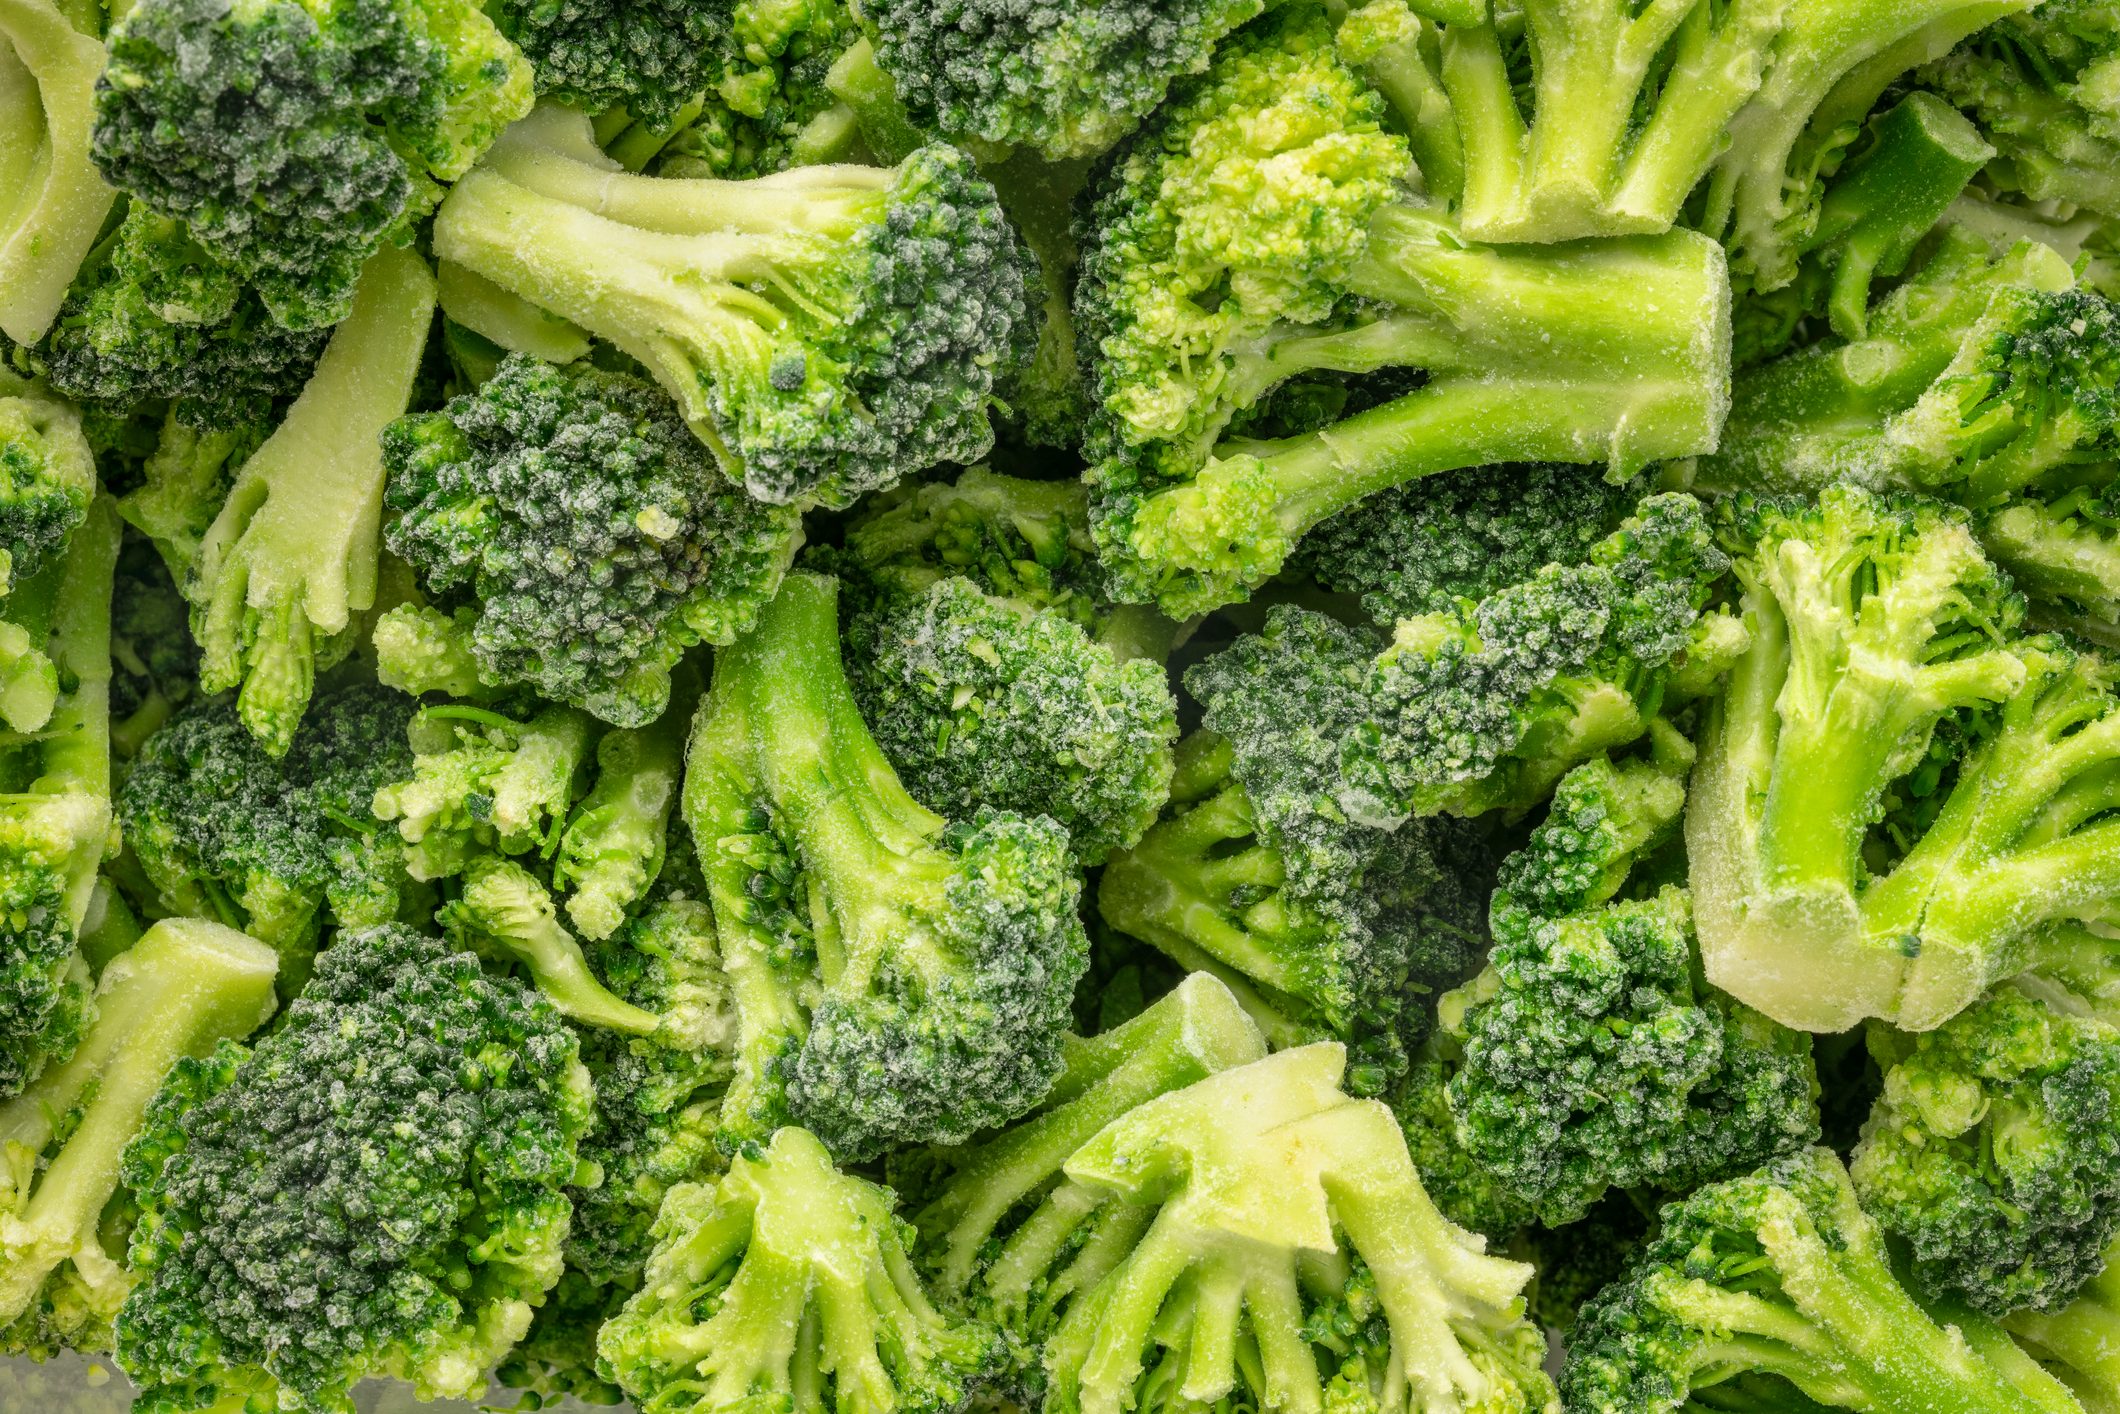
top-left (2004, 1237), bottom-right (2120, 1408)
top-left (0, 0), bottom-right (116, 346)
top-left (372, 697), bottom-right (596, 880)
top-left (0, 919), bottom-right (277, 1358)
top-left (0, 371), bottom-right (95, 734)
top-left (384, 352), bottom-right (801, 726)
top-left (113, 924), bottom-right (593, 1413)
top-left (683, 571), bottom-right (1089, 1159)
top-left (432, 108), bottom-right (1039, 507)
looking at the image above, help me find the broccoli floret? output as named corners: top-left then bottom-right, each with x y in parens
top-left (1561, 1146), bottom-right (2086, 1413)
top-left (488, 0), bottom-right (719, 128)
top-left (117, 682), bottom-right (416, 990)
top-left (0, 919), bottom-right (277, 1358)
top-left (599, 1125), bottom-right (997, 1414)
top-left (0, 0), bottom-right (116, 347)
top-left (1438, 756), bottom-right (1820, 1227)
top-left (113, 924), bottom-right (594, 1412)
top-left (372, 698), bottom-right (597, 879)
top-left (1077, 11), bottom-right (1732, 615)
top-left (1386, 1043), bottom-right (1544, 1242)
top-left (845, 575), bottom-right (1178, 864)
top-left (382, 353), bottom-right (802, 726)
top-left (682, 571), bottom-right (1089, 1159)
top-left (0, 498), bottom-right (118, 1100)
top-left (91, 0), bottom-right (530, 330)
top-left (552, 672), bottom-right (698, 940)
top-left (432, 108), bottom-right (1040, 507)
top-left (1852, 981), bottom-right (2120, 1314)
top-left (1290, 463), bottom-right (1644, 625)
top-left (2004, 1237), bottom-right (2120, 1406)
top-left (0, 372), bottom-right (94, 734)
top-left (1922, 0), bottom-right (2120, 220)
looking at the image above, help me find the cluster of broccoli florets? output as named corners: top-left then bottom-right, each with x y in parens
top-left (8, 0), bottom-right (2120, 1410)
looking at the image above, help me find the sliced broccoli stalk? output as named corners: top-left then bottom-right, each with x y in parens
top-left (431, 108), bottom-right (1039, 508)
top-left (0, 918), bottom-right (277, 1358)
top-left (1687, 486), bottom-right (2040, 1033)
top-left (553, 669), bottom-right (697, 941)
top-left (1561, 1146), bottom-right (2088, 1414)
top-left (598, 1126), bottom-right (998, 1414)
top-left (2005, 1238), bottom-right (2120, 1408)
top-left (0, 375), bottom-right (93, 734)
top-left (681, 571), bottom-right (1090, 1159)
top-left (186, 245), bottom-right (437, 755)
top-left (1852, 981), bottom-right (2120, 1315)
top-left (371, 699), bottom-right (597, 881)
top-left (0, 0), bottom-right (114, 346)
top-left (0, 497), bottom-right (117, 1100)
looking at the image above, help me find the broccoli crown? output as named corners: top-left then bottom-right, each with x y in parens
top-left (117, 682), bottom-right (416, 969)
top-left (1852, 982), bottom-right (2120, 1315)
top-left (0, 379), bottom-right (94, 594)
top-left (1291, 463), bottom-right (1644, 625)
top-left (845, 576), bottom-right (1177, 864)
top-left (1562, 1147), bottom-right (2072, 1414)
top-left (92, 0), bottom-right (531, 330)
top-left (860, 0), bottom-right (1267, 160)
top-left (599, 1125), bottom-right (998, 1414)
top-left (646, 0), bottom-right (862, 179)
top-left (35, 210), bottom-right (328, 425)
top-left (489, 0), bottom-right (723, 127)
top-left (433, 123), bottom-right (1040, 508)
top-left (1342, 492), bottom-right (1734, 821)
top-left (383, 353), bottom-right (802, 726)
top-left (114, 924), bottom-right (592, 1413)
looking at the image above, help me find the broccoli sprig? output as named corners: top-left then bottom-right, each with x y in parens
top-left (92, 0), bottom-right (530, 329)
top-left (1077, 10), bottom-right (1733, 615)
top-left (383, 354), bottom-right (800, 727)
top-left (372, 697), bottom-right (596, 880)
top-left (113, 925), bottom-right (594, 1413)
top-left (0, 372), bottom-right (94, 734)
top-left (432, 108), bottom-right (1039, 507)
top-left (117, 682), bottom-right (417, 991)
top-left (1561, 1146), bottom-right (2086, 1413)
top-left (599, 1125), bottom-right (996, 1414)
top-left (552, 673), bottom-right (697, 940)
top-left (1852, 981), bottom-right (2120, 1314)
top-left (0, 0), bottom-right (115, 346)
top-left (682, 571), bottom-right (1089, 1159)
top-left (0, 919), bottom-right (278, 1359)
top-left (0, 497), bottom-right (117, 1101)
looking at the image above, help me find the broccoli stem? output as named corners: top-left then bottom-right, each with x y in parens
top-left (449, 858), bottom-right (657, 1035)
top-left (0, 918), bottom-right (277, 1329)
top-left (0, 0), bottom-right (116, 345)
top-left (555, 671), bottom-right (696, 941)
top-left (2005, 1246), bottom-right (2120, 1402)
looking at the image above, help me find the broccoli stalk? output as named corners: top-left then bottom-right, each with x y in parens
top-left (0, 0), bottom-right (115, 346)
top-left (0, 373), bottom-right (94, 734)
top-left (431, 107), bottom-right (1038, 507)
top-left (185, 244), bottom-right (437, 756)
top-left (0, 918), bottom-right (278, 1357)
top-left (2005, 1239), bottom-right (2120, 1410)
top-left (553, 671), bottom-right (697, 940)
top-left (682, 571), bottom-right (1089, 1159)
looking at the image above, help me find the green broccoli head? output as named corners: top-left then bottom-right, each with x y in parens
top-left (117, 682), bottom-right (416, 986)
top-left (1853, 982), bottom-right (2120, 1314)
top-left (845, 575), bottom-right (1178, 864)
top-left (114, 923), bottom-right (593, 1413)
top-left (92, 0), bottom-right (530, 331)
top-left (599, 1125), bottom-right (998, 1414)
top-left (433, 113), bottom-right (1040, 507)
top-left (488, 0), bottom-right (722, 128)
top-left (383, 353), bottom-right (803, 726)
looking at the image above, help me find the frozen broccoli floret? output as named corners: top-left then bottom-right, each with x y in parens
top-left (0, 371), bottom-right (94, 734)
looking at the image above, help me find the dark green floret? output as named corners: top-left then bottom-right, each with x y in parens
top-left (488, 0), bottom-right (722, 128)
top-left (382, 352), bottom-right (803, 727)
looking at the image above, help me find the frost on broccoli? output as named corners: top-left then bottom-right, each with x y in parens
top-left (682, 571), bottom-right (1089, 1159)
top-left (0, 0), bottom-right (116, 346)
top-left (383, 353), bottom-right (801, 727)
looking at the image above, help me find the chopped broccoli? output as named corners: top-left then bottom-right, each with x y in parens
top-left (0, 371), bottom-right (94, 734)
top-left (2004, 1237), bottom-right (2120, 1407)
top-left (431, 107), bottom-right (1040, 507)
top-left (372, 697), bottom-right (596, 880)
top-left (113, 924), bottom-right (594, 1412)
top-left (682, 571), bottom-right (1089, 1158)
top-left (382, 352), bottom-right (802, 726)
top-left (0, 0), bottom-right (116, 346)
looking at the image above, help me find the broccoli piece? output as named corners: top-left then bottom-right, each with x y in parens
top-left (113, 924), bottom-right (594, 1412)
top-left (34, 210), bottom-right (329, 428)
top-left (2004, 1238), bottom-right (2120, 1409)
top-left (107, 533), bottom-right (195, 759)
top-left (1852, 981), bottom-right (2120, 1314)
top-left (1922, 0), bottom-right (2120, 220)
top-left (682, 571), bottom-right (1089, 1159)
top-left (0, 919), bottom-right (277, 1358)
top-left (431, 108), bottom-right (1040, 507)
top-left (1690, 489), bottom-right (2120, 1033)
top-left (0, 372), bottom-right (94, 734)
top-left (117, 682), bottom-right (417, 990)
top-left (1561, 1146), bottom-right (2086, 1414)
top-left (552, 671), bottom-right (698, 940)
top-left (1437, 755), bottom-right (1820, 1227)
top-left (1077, 11), bottom-right (1732, 615)
top-left (598, 1125), bottom-right (997, 1414)
top-left (372, 698), bottom-right (597, 880)
top-left (114, 408), bottom-right (265, 596)
top-left (1290, 463), bottom-right (1644, 625)
top-left (844, 575), bottom-right (1178, 864)
top-left (91, 0), bottom-right (530, 330)
top-left (0, 497), bottom-right (117, 1101)
top-left (382, 352), bottom-right (802, 726)
top-left (0, 0), bottom-right (116, 346)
